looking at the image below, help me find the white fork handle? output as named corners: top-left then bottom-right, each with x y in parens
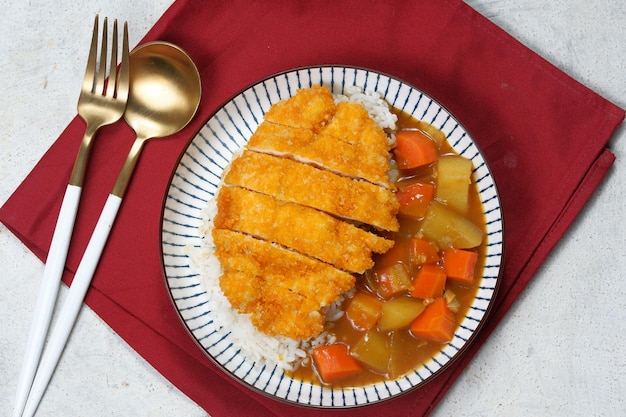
top-left (20, 193), bottom-right (122, 417)
top-left (13, 184), bottom-right (81, 417)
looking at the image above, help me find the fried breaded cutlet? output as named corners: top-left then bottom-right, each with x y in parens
top-left (223, 150), bottom-right (399, 232)
top-left (214, 186), bottom-right (393, 273)
top-left (263, 84), bottom-right (336, 132)
top-left (247, 121), bottom-right (394, 189)
top-left (212, 85), bottom-right (399, 340)
top-left (213, 229), bottom-right (355, 339)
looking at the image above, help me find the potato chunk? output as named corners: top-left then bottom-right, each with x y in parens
top-left (350, 330), bottom-right (392, 374)
top-left (378, 297), bottom-right (425, 332)
top-left (419, 201), bottom-right (484, 248)
top-left (436, 155), bottom-right (473, 213)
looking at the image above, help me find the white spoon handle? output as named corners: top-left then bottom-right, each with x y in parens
top-left (20, 193), bottom-right (122, 417)
top-left (13, 184), bottom-right (81, 417)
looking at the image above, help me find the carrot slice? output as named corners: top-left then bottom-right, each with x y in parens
top-left (410, 297), bottom-right (456, 343)
top-left (374, 238), bottom-right (410, 269)
top-left (313, 344), bottom-right (363, 383)
top-left (410, 264), bottom-right (447, 299)
top-left (409, 238), bottom-right (440, 265)
top-left (396, 182), bottom-right (435, 218)
top-left (376, 263), bottom-right (412, 299)
top-left (393, 130), bottom-right (438, 169)
top-left (442, 248), bottom-right (478, 283)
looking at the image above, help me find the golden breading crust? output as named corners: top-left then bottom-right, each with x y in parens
top-left (214, 186), bottom-right (394, 273)
top-left (321, 101), bottom-right (391, 152)
top-left (222, 271), bottom-right (325, 340)
top-left (223, 150), bottom-right (400, 232)
top-left (213, 229), bottom-right (355, 339)
top-left (247, 121), bottom-right (394, 189)
top-left (263, 85), bottom-right (336, 132)
top-left (212, 229), bottom-right (355, 305)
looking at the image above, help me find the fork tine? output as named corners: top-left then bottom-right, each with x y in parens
top-left (82, 15), bottom-right (99, 95)
top-left (105, 20), bottom-right (118, 99)
top-left (116, 22), bottom-right (130, 102)
top-left (95, 17), bottom-right (108, 95)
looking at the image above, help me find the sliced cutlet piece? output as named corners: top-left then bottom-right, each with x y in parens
top-left (223, 150), bottom-right (400, 232)
top-left (217, 270), bottom-right (260, 313)
top-left (213, 229), bottom-right (355, 339)
top-left (320, 101), bottom-right (392, 155)
top-left (212, 229), bottom-right (354, 307)
top-left (214, 186), bottom-right (394, 273)
top-left (247, 284), bottom-right (324, 339)
top-left (263, 85), bottom-right (336, 131)
top-left (247, 121), bottom-right (394, 189)
top-left (220, 271), bottom-right (324, 340)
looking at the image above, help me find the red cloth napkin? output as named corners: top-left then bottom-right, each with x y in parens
top-left (2, 0), bottom-right (623, 415)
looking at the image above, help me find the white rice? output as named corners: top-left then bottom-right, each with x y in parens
top-left (186, 86), bottom-right (396, 371)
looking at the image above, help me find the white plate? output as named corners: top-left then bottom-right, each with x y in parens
top-left (160, 66), bottom-right (503, 408)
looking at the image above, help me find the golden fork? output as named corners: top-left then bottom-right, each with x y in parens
top-left (13, 15), bottom-right (129, 417)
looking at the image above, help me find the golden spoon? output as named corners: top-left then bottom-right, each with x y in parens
top-left (114, 41), bottom-right (202, 197)
top-left (20, 41), bottom-right (201, 417)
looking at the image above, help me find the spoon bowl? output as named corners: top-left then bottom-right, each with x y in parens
top-left (113, 41), bottom-right (201, 197)
top-left (125, 41), bottom-right (202, 140)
